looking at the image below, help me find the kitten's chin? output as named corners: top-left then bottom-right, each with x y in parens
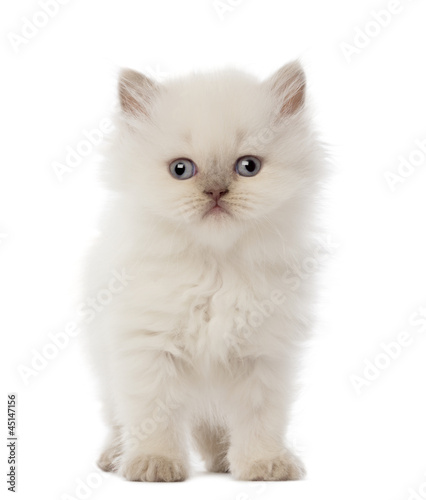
top-left (189, 213), bottom-right (244, 252)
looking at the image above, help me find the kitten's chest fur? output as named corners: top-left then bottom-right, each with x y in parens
top-left (126, 250), bottom-right (288, 363)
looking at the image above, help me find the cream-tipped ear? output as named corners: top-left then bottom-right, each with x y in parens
top-left (268, 60), bottom-right (306, 117)
top-left (118, 68), bottom-right (159, 117)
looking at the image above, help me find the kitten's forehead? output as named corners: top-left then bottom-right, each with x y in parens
top-left (157, 70), bottom-right (269, 155)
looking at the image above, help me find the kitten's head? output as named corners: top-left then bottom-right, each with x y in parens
top-left (108, 61), bottom-right (322, 250)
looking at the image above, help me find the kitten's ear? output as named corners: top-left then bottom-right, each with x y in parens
top-left (118, 68), bottom-right (159, 117)
top-left (267, 60), bottom-right (306, 118)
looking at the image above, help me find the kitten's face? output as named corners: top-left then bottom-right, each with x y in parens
top-left (114, 63), bottom-right (314, 248)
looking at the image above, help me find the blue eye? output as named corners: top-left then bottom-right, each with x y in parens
top-left (235, 156), bottom-right (262, 177)
top-left (169, 159), bottom-right (196, 180)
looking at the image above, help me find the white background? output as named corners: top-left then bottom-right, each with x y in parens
top-left (2, 0), bottom-right (426, 499)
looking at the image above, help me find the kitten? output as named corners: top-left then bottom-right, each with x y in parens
top-left (82, 60), bottom-right (325, 482)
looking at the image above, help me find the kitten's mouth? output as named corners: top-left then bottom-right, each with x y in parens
top-left (203, 202), bottom-right (230, 219)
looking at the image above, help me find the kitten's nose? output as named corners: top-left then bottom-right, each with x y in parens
top-left (204, 189), bottom-right (229, 202)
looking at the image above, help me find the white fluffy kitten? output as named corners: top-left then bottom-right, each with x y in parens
top-left (83, 61), bottom-right (325, 482)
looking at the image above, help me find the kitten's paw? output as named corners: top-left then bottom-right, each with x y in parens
top-left (97, 446), bottom-right (120, 472)
top-left (119, 455), bottom-right (188, 482)
top-left (232, 452), bottom-right (305, 481)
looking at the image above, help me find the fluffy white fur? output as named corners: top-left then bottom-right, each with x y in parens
top-left (82, 61), bottom-right (326, 482)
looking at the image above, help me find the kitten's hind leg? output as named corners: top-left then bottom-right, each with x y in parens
top-left (192, 421), bottom-right (230, 473)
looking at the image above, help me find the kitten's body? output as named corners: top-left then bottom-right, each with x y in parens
top-left (83, 62), bottom-right (325, 481)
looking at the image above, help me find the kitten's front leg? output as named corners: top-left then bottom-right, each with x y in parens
top-left (227, 356), bottom-right (305, 481)
top-left (113, 347), bottom-right (190, 482)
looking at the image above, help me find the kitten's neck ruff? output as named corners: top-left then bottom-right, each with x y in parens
top-left (128, 206), bottom-right (304, 271)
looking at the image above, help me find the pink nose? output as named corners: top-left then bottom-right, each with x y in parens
top-left (204, 189), bottom-right (229, 202)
